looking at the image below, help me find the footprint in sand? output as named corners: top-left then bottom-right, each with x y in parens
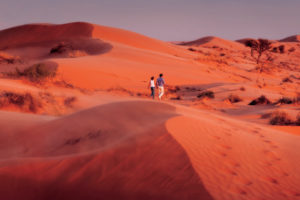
top-left (212, 135), bottom-right (221, 140)
top-left (261, 176), bottom-right (279, 185)
top-left (218, 144), bottom-right (232, 150)
top-left (251, 130), bottom-right (260, 135)
top-left (218, 152), bottom-right (228, 157)
top-left (262, 149), bottom-right (281, 161)
top-left (230, 187), bottom-right (248, 196)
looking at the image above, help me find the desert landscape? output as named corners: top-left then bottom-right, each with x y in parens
top-left (0, 22), bottom-right (299, 200)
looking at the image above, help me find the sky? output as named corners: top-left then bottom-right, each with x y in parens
top-left (0, 0), bottom-right (299, 41)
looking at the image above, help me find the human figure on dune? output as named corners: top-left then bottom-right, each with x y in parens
top-left (148, 76), bottom-right (155, 99)
top-left (156, 73), bottom-right (165, 100)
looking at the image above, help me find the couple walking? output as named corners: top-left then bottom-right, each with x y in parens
top-left (149, 73), bottom-right (165, 100)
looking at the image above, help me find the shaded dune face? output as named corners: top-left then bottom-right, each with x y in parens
top-left (0, 101), bottom-right (214, 200)
top-left (0, 22), bottom-right (112, 59)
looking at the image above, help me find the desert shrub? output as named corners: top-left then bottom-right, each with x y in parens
top-left (0, 91), bottom-right (39, 112)
top-left (274, 97), bottom-right (293, 105)
top-left (170, 96), bottom-right (182, 100)
top-left (269, 111), bottom-right (293, 125)
top-left (220, 53), bottom-right (226, 57)
top-left (64, 96), bottom-right (77, 107)
top-left (50, 42), bottom-right (73, 54)
top-left (0, 52), bottom-right (21, 64)
top-left (271, 47), bottom-right (278, 53)
top-left (227, 94), bottom-right (242, 103)
top-left (3, 63), bottom-right (57, 82)
top-left (293, 95), bottom-right (300, 104)
top-left (288, 47), bottom-right (295, 53)
top-left (197, 90), bottom-right (214, 99)
top-left (282, 77), bottom-right (293, 83)
top-left (166, 85), bottom-right (181, 93)
top-left (240, 87), bottom-right (246, 91)
top-left (23, 63), bottom-right (56, 81)
top-left (249, 95), bottom-right (271, 105)
top-left (296, 113), bottom-right (300, 126)
top-left (278, 45), bottom-right (285, 53)
top-left (188, 48), bottom-right (196, 52)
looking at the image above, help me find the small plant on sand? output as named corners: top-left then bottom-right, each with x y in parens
top-left (282, 77), bottom-right (293, 83)
top-left (0, 91), bottom-right (40, 113)
top-left (3, 63), bottom-right (57, 82)
top-left (248, 95), bottom-right (271, 105)
top-left (64, 96), bottom-right (77, 107)
top-left (227, 94), bottom-right (242, 103)
top-left (188, 48), bottom-right (196, 52)
top-left (278, 45), bottom-right (285, 53)
top-left (274, 97), bottom-right (293, 105)
top-left (269, 111), bottom-right (293, 125)
top-left (50, 42), bottom-right (74, 54)
top-left (197, 90), bottom-right (215, 99)
top-left (244, 39), bottom-right (272, 65)
top-left (0, 52), bottom-right (21, 64)
top-left (288, 47), bottom-right (295, 53)
top-left (23, 63), bottom-right (57, 81)
top-left (240, 87), bottom-right (246, 91)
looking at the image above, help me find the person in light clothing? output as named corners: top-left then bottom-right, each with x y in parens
top-left (148, 76), bottom-right (155, 99)
top-left (156, 73), bottom-right (165, 100)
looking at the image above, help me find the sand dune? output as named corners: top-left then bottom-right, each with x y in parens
top-left (179, 36), bottom-right (245, 50)
top-left (279, 35), bottom-right (300, 43)
top-left (1, 100), bottom-right (299, 200)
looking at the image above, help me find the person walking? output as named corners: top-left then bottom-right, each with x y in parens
top-left (156, 73), bottom-right (165, 100)
top-left (149, 76), bottom-right (155, 99)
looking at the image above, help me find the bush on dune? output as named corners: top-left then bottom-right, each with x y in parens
top-left (249, 95), bottom-right (271, 105)
top-left (197, 90), bottom-right (215, 99)
top-left (274, 97), bottom-right (293, 105)
top-left (269, 111), bottom-right (292, 125)
top-left (227, 94), bottom-right (242, 103)
top-left (268, 111), bottom-right (300, 126)
top-left (3, 63), bottom-right (57, 82)
top-left (0, 91), bottom-right (40, 113)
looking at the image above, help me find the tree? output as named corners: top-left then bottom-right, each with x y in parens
top-left (244, 39), bottom-right (272, 64)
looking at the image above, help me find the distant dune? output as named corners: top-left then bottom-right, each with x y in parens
top-left (179, 36), bottom-right (244, 49)
top-left (279, 35), bottom-right (300, 42)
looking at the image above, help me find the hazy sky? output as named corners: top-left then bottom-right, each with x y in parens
top-left (0, 0), bottom-right (299, 41)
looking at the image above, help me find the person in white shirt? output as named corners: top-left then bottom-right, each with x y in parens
top-left (148, 76), bottom-right (155, 99)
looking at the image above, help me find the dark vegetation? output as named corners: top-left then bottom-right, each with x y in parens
top-left (0, 52), bottom-right (22, 64)
top-left (282, 77), bottom-right (293, 83)
top-left (269, 111), bottom-right (293, 125)
top-left (288, 47), bottom-right (295, 53)
top-left (244, 39), bottom-right (272, 64)
top-left (249, 95), bottom-right (271, 105)
top-left (269, 111), bottom-right (300, 126)
top-left (50, 42), bottom-right (74, 54)
top-left (3, 63), bottom-right (57, 82)
top-left (170, 96), bottom-right (182, 100)
top-left (272, 45), bottom-right (285, 53)
top-left (64, 96), bottom-right (77, 107)
top-left (274, 97), bottom-right (293, 105)
top-left (227, 94), bottom-right (243, 103)
top-left (0, 91), bottom-right (40, 113)
top-left (197, 90), bottom-right (215, 99)
top-left (188, 48), bottom-right (196, 52)
top-left (240, 87), bottom-right (246, 91)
